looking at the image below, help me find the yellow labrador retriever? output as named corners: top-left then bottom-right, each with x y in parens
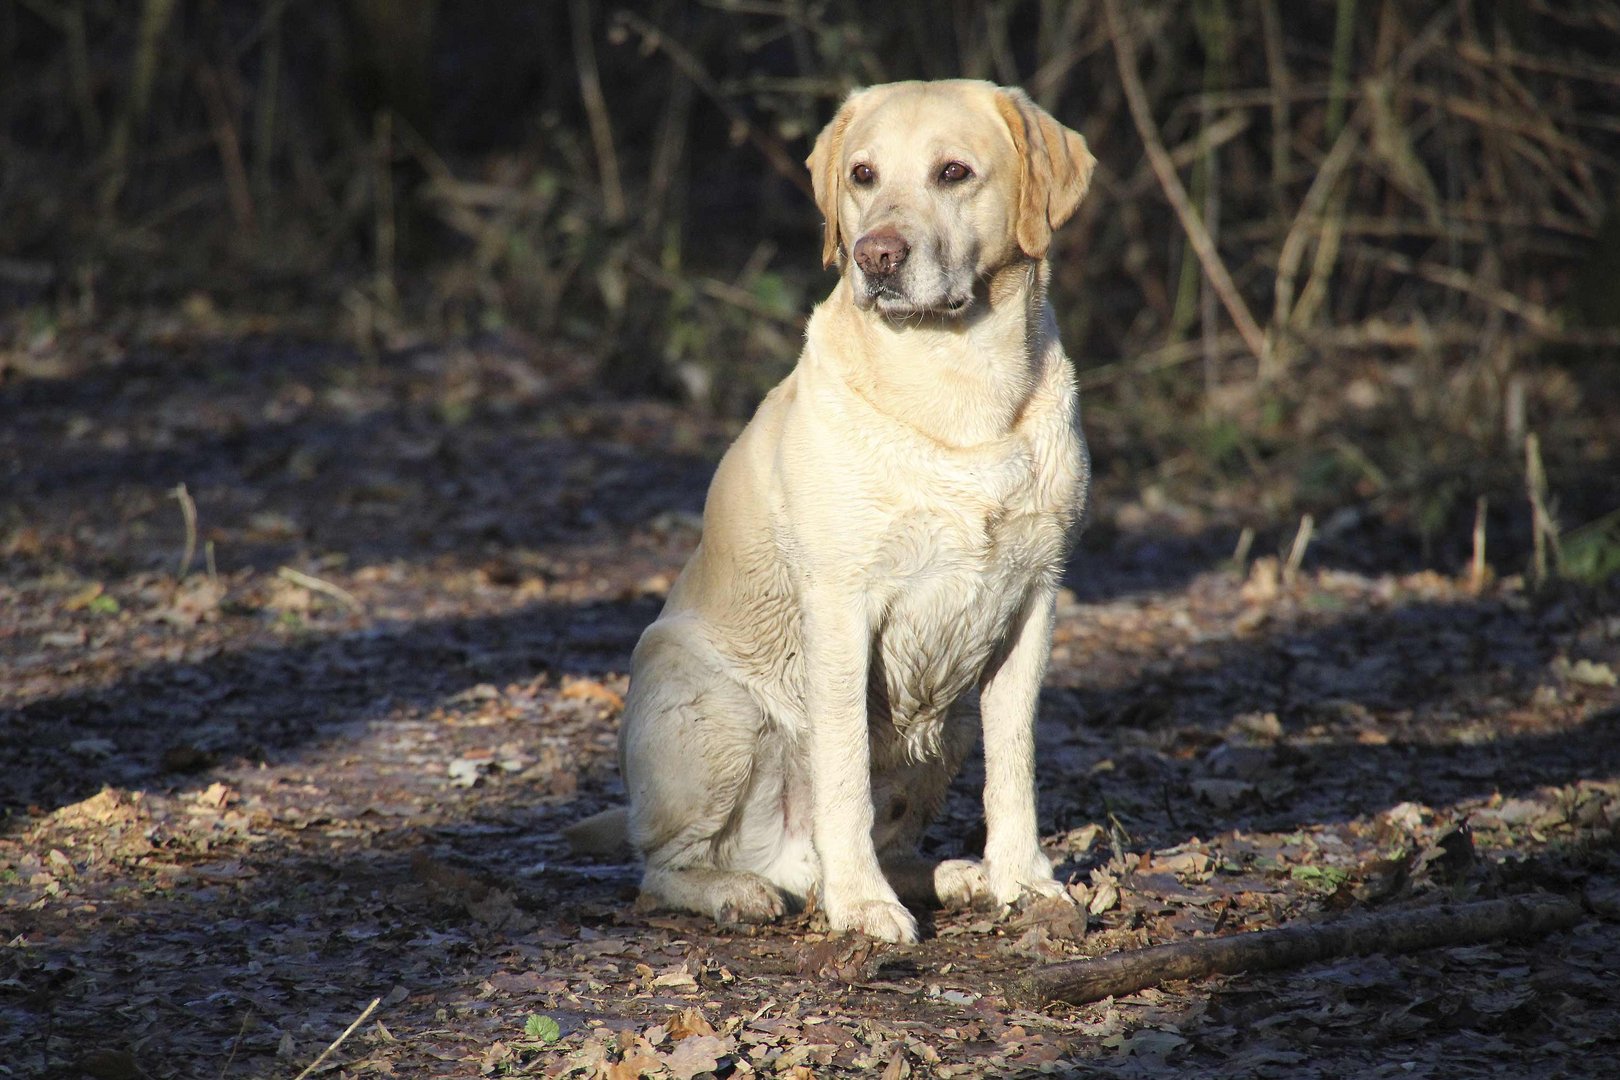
top-left (578, 80), bottom-right (1094, 944)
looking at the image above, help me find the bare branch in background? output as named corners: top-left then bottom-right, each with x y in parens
top-left (613, 10), bottom-right (815, 201)
top-left (1103, 0), bottom-right (1271, 376)
top-left (572, 0), bottom-right (627, 225)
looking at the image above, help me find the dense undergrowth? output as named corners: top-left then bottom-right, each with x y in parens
top-left (2, 0), bottom-right (1618, 579)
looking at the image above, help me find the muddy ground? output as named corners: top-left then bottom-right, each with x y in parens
top-left (3, 327), bottom-right (1618, 1078)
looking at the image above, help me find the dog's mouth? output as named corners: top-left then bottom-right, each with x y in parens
top-left (866, 282), bottom-right (974, 319)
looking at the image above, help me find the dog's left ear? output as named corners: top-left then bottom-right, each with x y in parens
top-left (806, 92), bottom-right (862, 270)
top-left (995, 88), bottom-right (1096, 260)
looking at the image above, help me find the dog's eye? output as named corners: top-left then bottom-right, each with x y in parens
top-left (939, 161), bottom-right (973, 183)
top-left (850, 163), bottom-right (875, 185)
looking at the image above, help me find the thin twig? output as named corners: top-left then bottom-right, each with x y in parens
top-left (1287, 183), bottom-right (1348, 335)
top-left (644, 60), bottom-right (695, 239)
top-left (1283, 513), bottom-right (1314, 586)
top-left (627, 253), bottom-right (802, 326)
top-left (94, 0), bottom-right (179, 207)
top-left (231, 0), bottom-right (297, 60)
top-left (1505, 375), bottom-right (1527, 446)
top-left (1269, 98), bottom-right (1364, 342)
top-left (372, 110), bottom-right (395, 308)
top-left (1102, 0), bottom-right (1269, 374)
top-left (1325, 0), bottom-right (1358, 142)
top-left (570, 0), bottom-right (626, 224)
top-left (1258, 0), bottom-right (1291, 208)
top-left (1348, 244), bottom-right (1560, 335)
top-left (170, 483), bottom-right (198, 580)
top-left (1075, 333), bottom-right (1248, 392)
top-left (1301, 319), bottom-right (1620, 351)
top-left (1455, 41), bottom-right (1620, 90)
top-left (1231, 526), bottom-right (1255, 574)
top-left (195, 63), bottom-right (257, 234)
top-left (131, 0), bottom-right (179, 126)
top-left (1118, 112), bottom-right (1251, 201)
top-left (1272, 8), bottom-right (1455, 366)
top-left (1524, 434), bottom-right (1559, 589)
top-left (251, 12), bottom-right (282, 211)
top-left (218, 1009), bottom-right (254, 1080)
top-left (1470, 496), bottom-right (1490, 592)
top-left (613, 11), bottom-right (814, 200)
top-left (290, 997), bottom-right (380, 1080)
top-left (57, 1), bottom-right (101, 145)
top-left (1403, 86), bottom-right (1601, 165)
top-left (276, 566), bottom-right (363, 611)
top-left (1028, 1), bottom-right (1102, 108)
top-left (1192, 0), bottom-right (1230, 409)
top-left (1200, 140), bottom-right (1221, 407)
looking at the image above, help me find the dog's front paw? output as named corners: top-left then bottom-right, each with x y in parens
top-left (933, 859), bottom-right (994, 911)
top-left (1011, 876), bottom-right (1073, 905)
top-left (828, 898), bottom-right (918, 943)
top-left (985, 848), bottom-right (1068, 907)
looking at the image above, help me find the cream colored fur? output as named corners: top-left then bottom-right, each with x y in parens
top-left (608, 80), bottom-right (1095, 944)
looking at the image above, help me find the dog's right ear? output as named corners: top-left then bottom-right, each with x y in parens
top-left (806, 93), bottom-right (860, 270)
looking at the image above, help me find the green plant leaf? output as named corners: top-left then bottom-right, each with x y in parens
top-left (1560, 510), bottom-right (1620, 585)
top-left (1290, 864), bottom-right (1349, 890)
top-left (523, 1014), bottom-right (561, 1043)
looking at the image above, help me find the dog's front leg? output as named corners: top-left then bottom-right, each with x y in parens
top-left (803, 595), bottom-right (918, 944)
top-left (979, 587), bottom-right (1069, 906)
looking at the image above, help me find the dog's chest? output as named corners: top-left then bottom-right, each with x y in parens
top-left (867, 446), bottom-right (1069, 737)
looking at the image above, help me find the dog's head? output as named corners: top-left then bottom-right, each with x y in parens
top-left (806, 80), bottom-right (1095, 319)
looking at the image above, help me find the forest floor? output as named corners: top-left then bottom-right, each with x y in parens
top-left (3, 320), bottom-right (1619, 1079)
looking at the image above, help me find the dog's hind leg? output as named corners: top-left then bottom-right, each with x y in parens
top-left (620, 622), bottom-right (801, 924)
top-left (640, 863), bottom-right (788, 925)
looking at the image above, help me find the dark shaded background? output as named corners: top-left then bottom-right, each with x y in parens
top-left (3, 0), bottom-right (1619, 577)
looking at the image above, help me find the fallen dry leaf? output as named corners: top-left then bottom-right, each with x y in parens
top-left (662, 1033), bottom-right (731, 1079)
top-left (665, 1006), bottom-right (716, 1041)
top-left (560, 676), bottom-right (625, 711)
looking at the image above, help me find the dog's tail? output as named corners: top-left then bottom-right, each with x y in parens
top-left (563, 806), bottom-right (632, 857)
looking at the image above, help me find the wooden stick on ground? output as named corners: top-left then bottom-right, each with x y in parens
top-left (1012, 894), bottom-right (1582, 1007)
top-left (291, 997), bottom-right (381, 1080)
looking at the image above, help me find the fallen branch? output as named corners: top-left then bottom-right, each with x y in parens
top-left (1012, 893), bottom-right (1582, 1007)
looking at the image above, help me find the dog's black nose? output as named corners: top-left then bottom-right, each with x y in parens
top-left (853, 229), bottom-right (910, 277)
